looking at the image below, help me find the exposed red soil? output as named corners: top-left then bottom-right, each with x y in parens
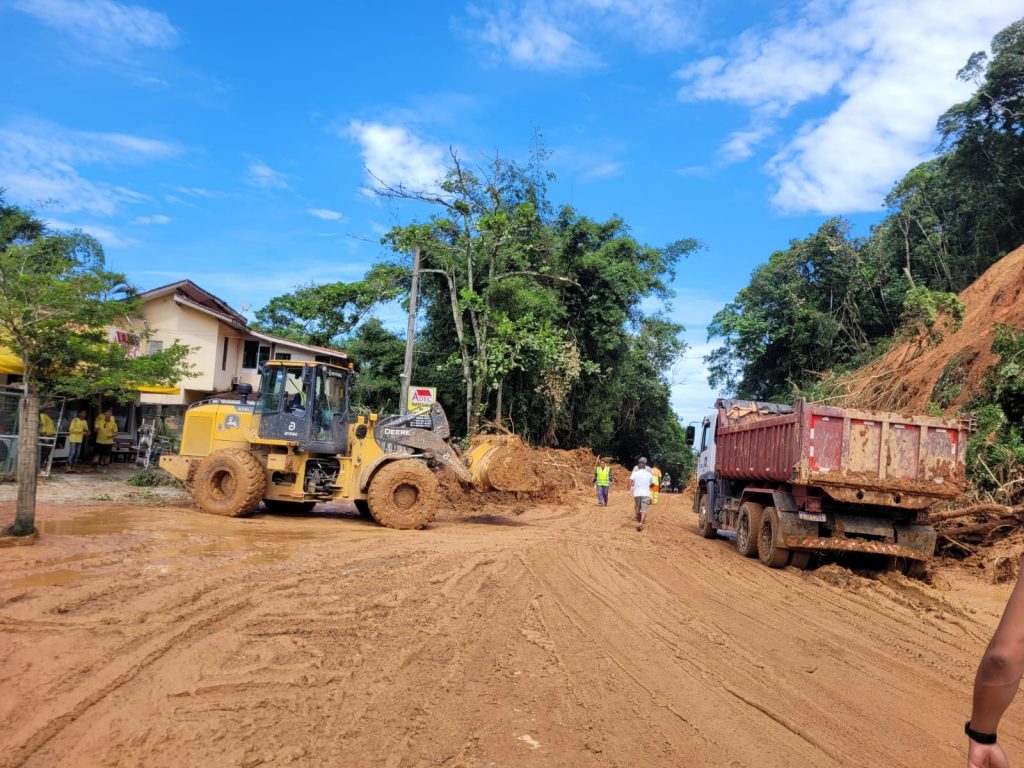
top-left (840, 244), bottom-right (1024, 414)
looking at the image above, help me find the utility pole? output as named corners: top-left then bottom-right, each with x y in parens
top-left (399, 247), bottom-right (421, 414)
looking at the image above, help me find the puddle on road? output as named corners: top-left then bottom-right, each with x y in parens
top-left (17, 504), bottom-right (372, 589)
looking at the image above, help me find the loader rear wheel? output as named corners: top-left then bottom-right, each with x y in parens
top-left (367, 461), bottom-right (438, 530)
top-left (697, 493), bottom-right (717, 539)
top-left (193, 449), bottom-right (266, 518)
top-left (263, 499), bottom-right (316, 514)
top-left (757, 506), bottom-right (791, 568)
top-left (736, 502), bottom-right (763, 557)
top-left (353, 499), bottom-right (372, 520)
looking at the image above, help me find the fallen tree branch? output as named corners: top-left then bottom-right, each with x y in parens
top-left (931, 503), bottom-right (1024, 522)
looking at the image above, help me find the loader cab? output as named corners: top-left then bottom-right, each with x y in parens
top-left (254, 361), bottom-right (351, 453)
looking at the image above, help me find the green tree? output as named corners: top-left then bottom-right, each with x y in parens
top-left (343, 318), bottom-right (405, 413)
top-left (0, 197), bottom-right (193, 538)
top-left (252, 263), bottom-right (409, 347)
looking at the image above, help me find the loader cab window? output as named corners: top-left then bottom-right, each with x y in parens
top-left (311, 367), bottom-right (347, 441)
top-left (700, 419), bottom-right (713, 452)
top-left (256, 366), bottom-right (308, 414)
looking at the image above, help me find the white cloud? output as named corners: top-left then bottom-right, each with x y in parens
top-left (307, 207), bottom-right (346, 222)
top-left (675, 0), bottom-right (1021, 214)
top-left (464, 0), bottom-right (694, 70)
top-left (0, 118), bottom-right (177, 215)
top-left (347, 120), bottom-right (447, 193)
top-left (43, 217), bottom-right (136, 248)
top-left (173, 186), bottom-right (224, 199)
top-left (12, 0), bottom-right (179, 54)
top-left (135, 214), bottom-right (171, 224)
top-left (245, 160), bottom-right (290, 189)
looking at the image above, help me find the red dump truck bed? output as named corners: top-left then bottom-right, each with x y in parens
top-left (714, 400), bottom-right (969, 509)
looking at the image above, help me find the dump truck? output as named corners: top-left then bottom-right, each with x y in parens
top-left (160, 360), bottom-right (530, 529)
top-left (686, 399), bottom-right (971, 574)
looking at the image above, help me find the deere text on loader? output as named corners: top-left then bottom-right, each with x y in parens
top-left (161, 360), bottom-right (522, 529)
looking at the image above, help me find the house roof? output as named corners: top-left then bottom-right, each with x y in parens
top-left (247, 329), bottom-right (348, 360)
top-left (138, 280), bottom-right (247, 327)
top-left (139, 279), bottom-right (350, 361)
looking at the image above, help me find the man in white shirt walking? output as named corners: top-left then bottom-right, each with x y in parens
top-left (628, 457), bottom-right (654, 532)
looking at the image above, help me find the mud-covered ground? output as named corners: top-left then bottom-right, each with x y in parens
top-left (1, 472), bottom-right (1022, 767)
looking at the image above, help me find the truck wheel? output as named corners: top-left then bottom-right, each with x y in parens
top-left (757, 506), bottom-right (791, 568)
top-left (902, 560), bottom-right (927, 579)
top-left (353, 499), bottom-right (372, 519)
top-left (788, 551), bottom-right (811, 570)
top-left (263, 499), bottom-right (316, 514)
top-left (367, 461), bottom-right (438, 530)
top-left (697, 493), bottom-right (717, 539)
top-left (193, 449), bottom-right (266, 517)
top-left (736, 502), bottom-right (763, 557)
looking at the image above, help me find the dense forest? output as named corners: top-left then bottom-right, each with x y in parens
top-left (705, 18), bottom-right (1024, 503)
top-left (253, 146), bottom-right (698, 480)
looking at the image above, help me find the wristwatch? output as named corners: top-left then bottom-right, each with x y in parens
top-left (965, 721), bottom-right (998, 745)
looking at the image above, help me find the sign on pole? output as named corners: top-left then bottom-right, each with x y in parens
top-left (406, 386), bottom-right (436, 428)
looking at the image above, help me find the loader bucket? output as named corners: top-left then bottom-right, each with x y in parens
top-left (466, 434), bottom-right (541, 492)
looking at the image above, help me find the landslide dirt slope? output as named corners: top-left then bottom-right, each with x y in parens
top-left (1, 488), bottom-right (1021, 767)
top-left (841, 244), bottom-right (1024, 413)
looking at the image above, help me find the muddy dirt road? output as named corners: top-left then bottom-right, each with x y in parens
top-left (1, 481), bottom-right (1021, 767)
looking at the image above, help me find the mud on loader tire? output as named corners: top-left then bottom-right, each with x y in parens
top-left (367, 460), bottom-right (438, 530)
top-left (192, 448), bottom-right (266, 518)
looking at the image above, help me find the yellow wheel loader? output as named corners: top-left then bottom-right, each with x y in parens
top-left (160, 360), bottom-right (527, 529)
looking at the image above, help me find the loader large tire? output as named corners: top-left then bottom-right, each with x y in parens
top-left (367, 461), bottom-right (438, 530)
top-left (192, 449), bottom-right (266, 518)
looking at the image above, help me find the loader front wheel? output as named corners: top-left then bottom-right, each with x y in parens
top-left (367, 461), bottom-right (438, 530)
top-left (193, 449), bottom-right (266, 517)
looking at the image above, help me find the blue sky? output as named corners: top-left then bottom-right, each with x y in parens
top-left (1, 0), bottom-right (1019, 427)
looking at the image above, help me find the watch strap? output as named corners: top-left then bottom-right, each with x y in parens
top-left (965, 721), bottom-right (998, 745)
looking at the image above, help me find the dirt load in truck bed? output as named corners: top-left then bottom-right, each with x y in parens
top-left (2, 465), bottom-right (1022, 767)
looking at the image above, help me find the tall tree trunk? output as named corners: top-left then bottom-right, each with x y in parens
top-left (495, 380), bottom-right (503, 426)
top-left (12, 387), bottom-right (39, 536)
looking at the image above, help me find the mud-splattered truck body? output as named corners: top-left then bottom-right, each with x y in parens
top-left (688, 399), bottom-right (971, 571)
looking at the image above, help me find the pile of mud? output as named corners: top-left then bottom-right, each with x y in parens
top-left (437, 439), bottom-right (625, 516)
top-left (839, 245), bottom-right (1024, 414)
top-left (934, 502), bottom-right (1024, 583)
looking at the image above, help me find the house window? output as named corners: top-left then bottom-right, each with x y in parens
top-left (222, 338), bottom-right (229, 371)
top-left (147, 340), bottom-right (163, 355)
top-left (243, 341), bottom-right (271, 369)
top-left (274, 352), bottom-right (292, 361)
top-left (314, 355), bottom-right (332, 364)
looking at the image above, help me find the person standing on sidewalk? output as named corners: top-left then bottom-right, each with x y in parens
top-left (628, 457), bottom-right (654, 532)
top-left (966, 567), bottom-right (1024, 767)
top-left (66, 409), bottom-right (90, 472)
top-left (594, 461), bottom-right (612, 507)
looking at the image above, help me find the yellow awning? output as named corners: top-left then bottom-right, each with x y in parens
top-left (0, 347), bottom-right (24, 376)
top-left (138, 385), bottom-right (181, 395)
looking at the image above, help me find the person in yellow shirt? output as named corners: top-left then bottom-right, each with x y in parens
top-left (39, 412), bottom-right (56, 437)
top-left (650, 465), bottom-right (662, 505)
top-left (66, 409), bottom-right (90, 472)
top-left (91, 408), bottom-right (118, 467)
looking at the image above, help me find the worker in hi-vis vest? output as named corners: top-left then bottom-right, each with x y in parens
top-left (594, 462), bottom-right (612, 507)
top-left (650, 465), bottom-right (662, 505)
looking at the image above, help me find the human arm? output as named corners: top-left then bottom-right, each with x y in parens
top-left (968, 565), bottom-right (1024, 767)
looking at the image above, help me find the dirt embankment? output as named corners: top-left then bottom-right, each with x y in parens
top-left (840, 244), bottom-right (1024, 414)
top-left (2, 472), bottom-right (1022, 768)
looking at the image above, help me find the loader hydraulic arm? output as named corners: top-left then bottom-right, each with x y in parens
top-left (373, 404), bottom-right (476, 485)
